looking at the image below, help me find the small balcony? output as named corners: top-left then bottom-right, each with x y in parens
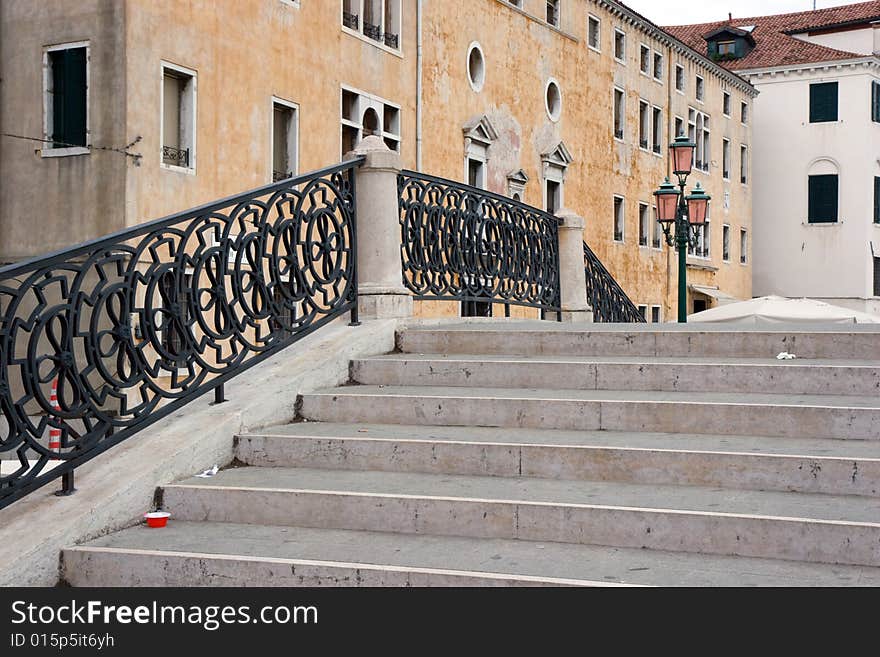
top-left (162, 145), bottom-right (189, 168)
top-left (384, 32), bottom-right (399, 49)
top-left (363, 22), bottom-right (381, 41)
top-left (342, 12), bottom-right (359, 30)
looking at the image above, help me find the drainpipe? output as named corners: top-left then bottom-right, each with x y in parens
top-left (416, 0), bottom-right (423, 171)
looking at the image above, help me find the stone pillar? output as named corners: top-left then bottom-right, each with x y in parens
top-left (345, 136), bottom-right (413, 320)
top-left (554, 209), bottom-right (593, 323)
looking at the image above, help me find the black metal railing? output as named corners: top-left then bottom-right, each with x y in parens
top-left (639, 138), bottom-right (649, 149)
top-left (398, 171), bottom-right (562, 317)
top-left (342, 11), bottom-right (359, 30)
top-left (162, 146), bottom-right (189, 168)
top-left (583, 242), bottom-right (645, 323)
top-left (0, 158), bottom-right (362, 510)
top-left (384, 32), bottom-right (399, 49)
top-left (273, 169), bottom-right (292, 183)
top-left (652, 144), bottom-right (662, 154)
top-left (614, 129), bottom-right (624, 140)
top-left (363, 22), bottom-right (381, 41)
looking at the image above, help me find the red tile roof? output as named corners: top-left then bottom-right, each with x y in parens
top-left (664, 1), bottom-right (880, 70)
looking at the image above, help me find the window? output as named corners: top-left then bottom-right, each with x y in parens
top-left (639, 100), bottom-right (649, 149)
top-left (718, 40), bottom-right (735, 56)
top-left (270, 278), bottom-right (297, 337)
top-left (651, 306), bottom-right (661, 323)
top-left (340, 86), bottom-right (400, 159)
top-left (722, 139), bottom-right (730, 179)
top-left (638, 203), bottom-right (649, 246)
top-left (653, 52), bottom-right (663, 81)
top-left (674, 116), bottom-right (684, 139)
top-left (614, 29), bottom-right (626, 62)
top-left (653, 209), bottom-right (662, 248)
top-left (740, 144), bottom-right (748, 184)
top-left (613, 88), bottom-right (625, 140)
top-left (640, 44), bottom-right (650, 74)
top-left (872, 81), bottom-right (880, 123)
top-left (545, 179), bottom-right (561, 214)
top-left (271, 98), bottom-right (298, 182)
top-left (740, 228), bottom-right (748, 264)
top-left (161, 62), bottom-right (196, 170)
top-left (44, 43), bottom-right (88, 154)
top-left (808, 174), bottom-right (839, 223)
top-left (546, 0), bottom-right (559, 27)
top-left (675, 64), bottom-right (685, 93)
top-left (343, 0), bottom-right (401, 50)
top-left (695, 75), bottom-right (704, 102)
top-left (875, 177), bottom-right (880, 223)
top-left (545, 79), bottom-right (562, 122)
top-left (588, 15), bottom-right (600, 51)
top-left (722, 91), bottom-right (731, 116)
top-left (689, 220), bottom-right (710, 258)
top-left (689, 108), bottom-right (710, 172)
top-left (159, 270), bottom-right (192, 370)
top-left (637, 305), bottom-right (648, 320)
top-left (613, 196), bottom-right (624, 242)
top-left (722, 224), bottom-right (731, 261)
top-left (741, 101), bottom-right (749, 124)
top-left (652, 107), bottom-right (662, 153)
top-left (810, 82), bottom-right (838, 123)
top-left (467, 42), bottom-right (485, 92)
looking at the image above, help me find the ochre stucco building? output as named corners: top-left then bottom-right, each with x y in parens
top-left (0, 0), bottom-right (756, 320)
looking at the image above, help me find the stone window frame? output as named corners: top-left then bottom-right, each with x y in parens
top-left (42, 40), bottom-right (91, 159)
top-left (160, 60), bottom-right (198, 175)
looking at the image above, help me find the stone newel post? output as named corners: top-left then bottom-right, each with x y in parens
top-left (554, 209), bottom-right (593, 323)
top-left (346, 136), bottom-right (413, 320)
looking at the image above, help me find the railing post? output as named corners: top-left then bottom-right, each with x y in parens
top-left (345, 136), bottom-right (413, 320)
top-left (555, 209), bottom-right (593, 323)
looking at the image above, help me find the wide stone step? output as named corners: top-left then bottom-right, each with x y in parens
top-left (160, 467), bottom-right (880, 566)
top-left (352, 354), bottom-right (880, 396)
top-left (236, 423), bottom-right (880, 496)
top-left (398, 322), bottom-right (880, 359)
top-left (62, 522), bottom-right (880, 587)
top-left (298, 386), bottom-right (880, 440)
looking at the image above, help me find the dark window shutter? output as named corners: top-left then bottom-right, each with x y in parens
top-left (808, 174), bottom-right (838, 223)
top-left (875, 177), bottom-right (880, 224)
top-left (809, 82), bottom-right (838, 123)
top-left (51, 48), bottom-right (87, 147)
top-left (873, 82), bottom-right (880, 123)
top-left (874, 257), bottom-right (880, 297)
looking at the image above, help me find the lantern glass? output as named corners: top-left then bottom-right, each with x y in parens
top-left (656, 193), bottom-right (679, 223)
top-left (670, 136), bottom-right (696, 176)
top-left (687, 196), bottom-right (709, 225)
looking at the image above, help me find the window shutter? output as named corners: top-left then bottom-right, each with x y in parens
top-left (875, 177), bottom-right (880, 224)
top-left (808, 175), bottom-right (838, 223)
top-left (62, 48), bottom-right (87, 147)
top-left (875, 257), bottom-right (880, 297)
top-left (873, 81), bottom-right (880, 123)
top-left (810, 82), bottom-right (838, 123)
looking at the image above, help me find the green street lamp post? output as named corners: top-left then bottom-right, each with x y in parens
top-left (653, 135), bottom-right (712, 323)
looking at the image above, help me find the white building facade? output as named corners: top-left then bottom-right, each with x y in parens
top-left (669, 4), bottom-right (880, 313)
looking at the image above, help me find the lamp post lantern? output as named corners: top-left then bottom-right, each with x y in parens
top-left (653, 135), bottom-right (711, 323)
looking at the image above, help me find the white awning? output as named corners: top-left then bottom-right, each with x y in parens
top-left (689, 284), bottom-right (739, 305)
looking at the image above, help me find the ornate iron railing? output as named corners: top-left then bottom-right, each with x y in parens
top-left (583, 242), bottom-right (645, 323)
top-left (162, 146), bottom-right (189, 168)
top-left (398, 170), bottom-right (562, 316)
top-left (384, 32), bottom-right (399, 49)
top-left (342, 11), bottom-right (359, 30)
top-left (0, 158), bottom-right (362, 510)
top-left (363, 22), bottom-right (381, 41)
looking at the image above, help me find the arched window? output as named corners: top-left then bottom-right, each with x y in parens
top-left (807, 158), bottom-right (840, 224)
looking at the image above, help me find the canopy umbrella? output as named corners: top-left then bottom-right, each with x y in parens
top-left (688, 295), bottom-right (880, 324)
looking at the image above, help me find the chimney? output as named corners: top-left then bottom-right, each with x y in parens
top-left (874, 21), bottom-right (880, 55)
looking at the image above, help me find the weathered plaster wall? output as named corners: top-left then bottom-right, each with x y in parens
top-left (0, 0), bottom-right (128, 261)
top-left (418, 0), bottom-right (753, 320)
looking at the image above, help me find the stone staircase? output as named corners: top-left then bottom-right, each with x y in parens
top-left (62, 322), bottom-right (880, 586)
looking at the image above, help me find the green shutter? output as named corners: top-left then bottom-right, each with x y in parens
top-left (873, 82), bottom-right (880, 123)
top-left (50, 48), bottom-right (87, 148)
top-left (810, 82), bottom-right (838, 123)
top-left (875, 177), bottom-right (880, 224)
top-left (808, 175), bottom-right (838, 223)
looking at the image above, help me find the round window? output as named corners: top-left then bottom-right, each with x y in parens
top-left (545, 79), bottom-right (562, 122)
top-left (467, 42), bottom-right (485, 92)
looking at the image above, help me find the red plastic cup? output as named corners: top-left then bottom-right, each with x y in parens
top-left (144, 511), bottom-right (171, 528)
